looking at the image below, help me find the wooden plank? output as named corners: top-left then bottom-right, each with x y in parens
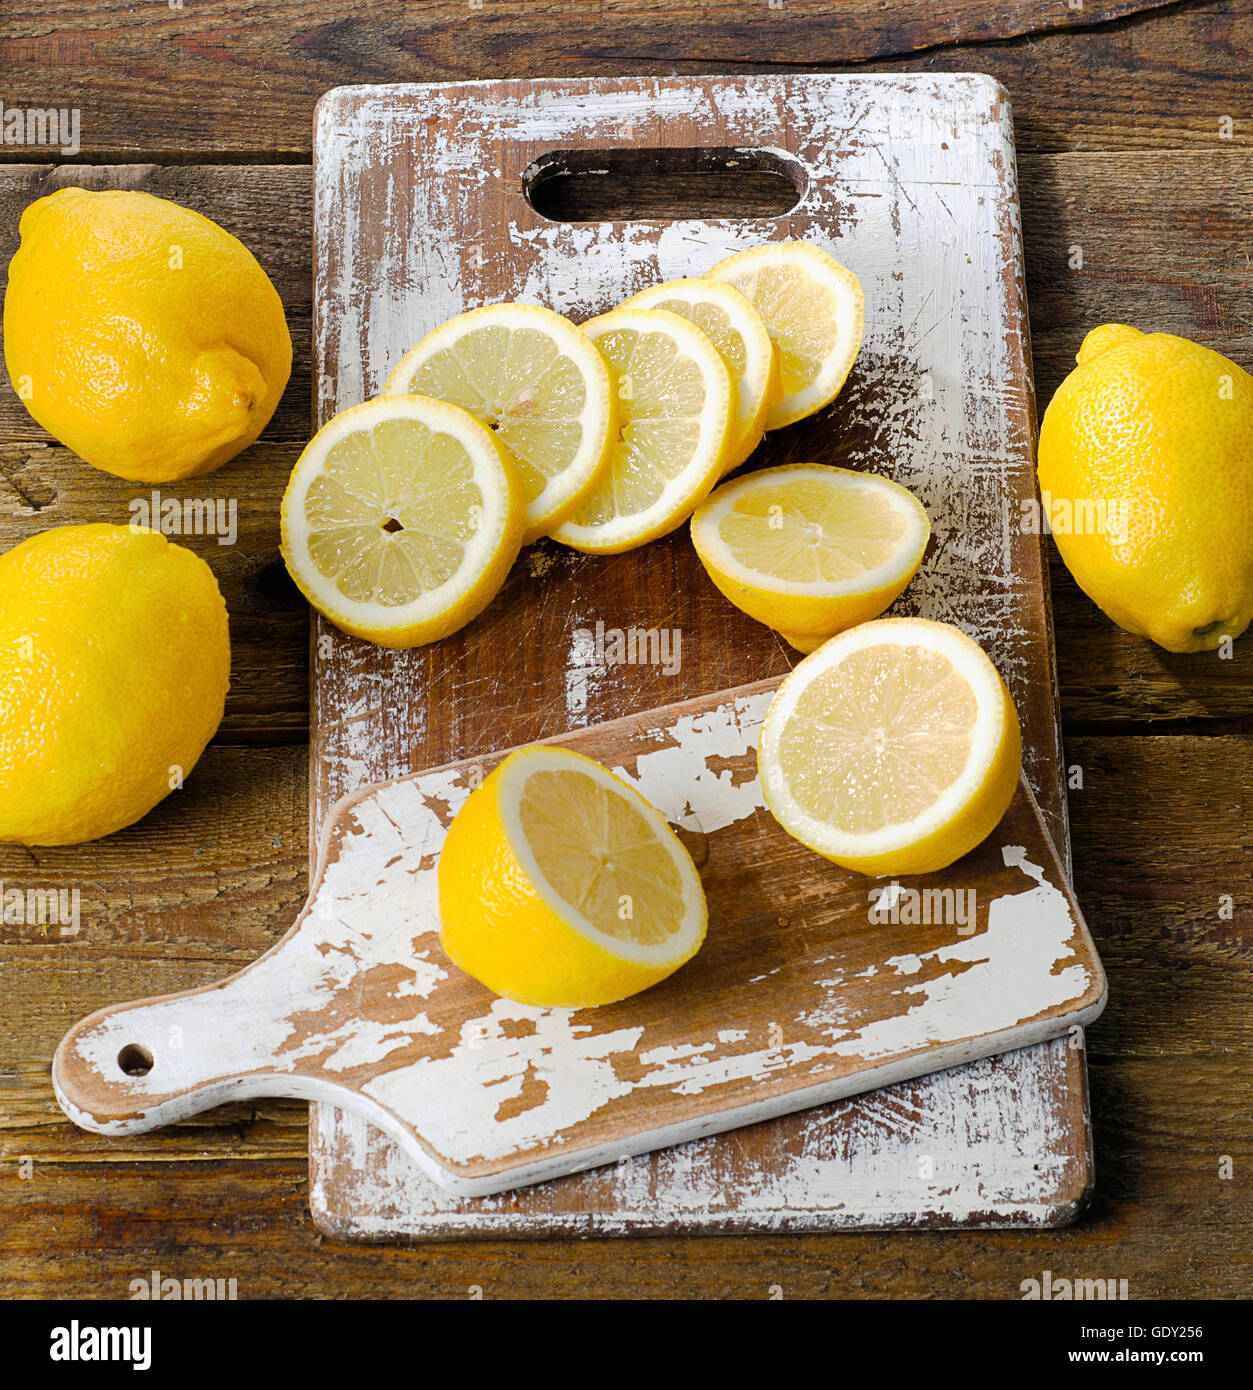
top-left (0, 1), bottom-right (1242, 157)
top-left (309, 72), bottom-right (1083, 1235)
top-left (4, 1050), bottom-right (1251, 1297)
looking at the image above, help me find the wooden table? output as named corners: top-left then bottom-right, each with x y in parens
top-left (1, 0), bottom-right (1250, 1299)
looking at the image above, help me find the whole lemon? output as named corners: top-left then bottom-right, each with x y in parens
top-left (3, 188), bottom-right (291, 482)
top-left (1038, 324), bottom-right (1253, 652)
top-left (0, 524), bottom-right (230, 846)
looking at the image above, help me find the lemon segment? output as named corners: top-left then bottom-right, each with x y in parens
top-left (438, 746), bottom-right (708, 1008)
top-left (705, 241), bottom-right (864, 430)
top-left (691, 463), bottom-right (930, 652)
top-left (1038, 323), bottom-right (1253, 652)
top-left (280, 395), bottom-right (524, 649)
top-left (550, 308), bottom-right (735, 553)
top-left (383, 303), bottom-right (617, 544)
top-left (620, 278), bottom-right (779, 471)
top-left (758, 618), bottom-right (1022, 876)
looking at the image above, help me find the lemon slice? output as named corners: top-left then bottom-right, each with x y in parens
top-left (691, 464), bottom-right (930, 652)
top-left (438, 746), bottom-right (708, 1008)
top-left (384, 303), bottom-right (617, 544)
top-left (705, 242), bottom-right (864, 430)
top-left (620, 278), bottom-right (778, 472)
top-left (280, 395), bottom-right (523, 649)
top-left (758, 618), bottom-right (1022, 876)
top-left (550, 307), bottom-right (734, 553)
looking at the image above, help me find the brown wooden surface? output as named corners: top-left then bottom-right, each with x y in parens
top-left (0, 0), bottom-right (1250, 1297)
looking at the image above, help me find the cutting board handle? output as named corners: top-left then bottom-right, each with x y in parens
top-left (50, 917), bottom-right (350, 1138)
top-left (519, 144), bottom-right (811, 217)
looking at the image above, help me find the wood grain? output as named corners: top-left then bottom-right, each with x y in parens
top-left (1, 1), bottom-right (1248, 157)
top-left (1, 0), bottom-right (1250, 1294)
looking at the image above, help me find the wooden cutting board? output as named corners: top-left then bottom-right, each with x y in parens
top-left (309, 73), bottom-right (1084, 1232)
top-left (51, 681), bottom-right (1104, 1196)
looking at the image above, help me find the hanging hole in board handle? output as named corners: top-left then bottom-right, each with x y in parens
top-left (117, 1043), bottom-right (154, 1077)
top-left (522, 146), bottom-right (809, 224)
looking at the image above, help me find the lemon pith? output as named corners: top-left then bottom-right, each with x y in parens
top-left (3, 187), bottom-right (291, 482)
top-left (1037, 323), bottom-right (1253, 652)
top-left (691, 463), bottom-right (930, 652)
top-left (438, 746), bottom-right (707, 1008)
top-left (383, 303), bottom-right (618, 543)
top-left (0, 523), bottom-right (230, 846)
top-left (280, 395), bottom-right (524, 648)
top-left (550, 307), bottom-right (735, 553)
top-left (757, 618), bottom-right (1021, 876)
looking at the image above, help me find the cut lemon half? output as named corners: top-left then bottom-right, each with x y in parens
top-left (280, 395), bottom-right (523, 649)
top-left (550, 307), bottom-right (734, 553)
top-left (620, 278), bottom-right (779, 471)
top-left (691, 464), bottom-right (930, 652)
top-left (384, 303), bottom-right (617, 544)
top-left (705, 241), bottom-right (864, 430)
top-left (438, 746), bottom-right (708, 1008)
top-left (757, 618), bottom-right (1022, 876)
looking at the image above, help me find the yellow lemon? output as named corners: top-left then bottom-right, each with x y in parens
top-left (3, 187), bottom-right (291, 482)
top-left (1037, 324), bottom-right (1253, 652)
top-left (619, 278), bottom-right (779, 471)
top-left (280, 395), bottom-right (524, 649)
top-left (757, 618), bottom-right (1021, 877)
top-left (0, 523), bottom-right (230, 846)
top-left (705, 241), bottom-right (863, 429)
top-left (384, 303), bottom-right (618, 544)
top-left (438, 746), bottom-right (707, 1008)
top-left (690, 464), bottom-right (930, 652)
top-left (550, 307), bottom-right (734, 553)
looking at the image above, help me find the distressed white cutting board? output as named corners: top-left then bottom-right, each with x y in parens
top-left (310, 73), bottom-right (1085, 1232)
top-left (52, 681), bottom-right (1104, 1196)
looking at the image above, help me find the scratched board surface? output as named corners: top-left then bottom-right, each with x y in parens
top-left (309, 74), bottom-right (1084, 1236)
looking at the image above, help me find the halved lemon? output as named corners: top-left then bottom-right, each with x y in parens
top-left (280, 395), bottom-right (523, 649)
top-left (705, 241), bottom-right (864, 430)
top-left (757, 618), bottom-right (1022, 876)
top-left (550, 307), bottom-right (734, 553)
top-left (691, 464), bottom-right (930, 652)
top-left (438, 746), bottom-right (708, 1008)
top-left (383, 303), bottom-right (617, 544)
top-left (620, 277), bottom-right (779, 471)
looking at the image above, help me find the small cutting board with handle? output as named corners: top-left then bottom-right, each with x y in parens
top-left (54, 678), bottom-right (1105, 1197)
